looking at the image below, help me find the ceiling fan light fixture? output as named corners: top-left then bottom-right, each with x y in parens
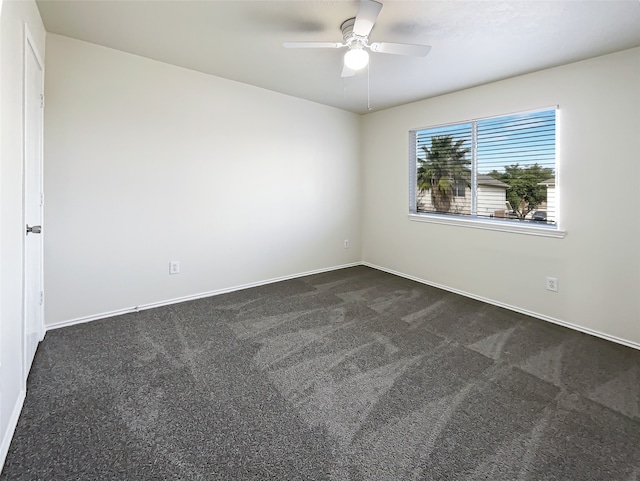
top-left (344, 47), bottom-right (369, 71)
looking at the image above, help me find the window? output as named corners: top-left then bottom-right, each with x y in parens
top-left (452, 181), bottom-right (466, 197)
top-left (409, 108), bottom-right (559, 234)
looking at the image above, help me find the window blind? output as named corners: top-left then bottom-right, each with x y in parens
top-left (411, 108), bottom-right (557, 226)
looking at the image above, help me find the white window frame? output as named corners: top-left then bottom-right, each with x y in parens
top-left (408, 107), bottom-right (565, 238)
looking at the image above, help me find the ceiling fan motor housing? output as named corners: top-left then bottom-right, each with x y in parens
top-left (341, 18), bottom-right (367, 48)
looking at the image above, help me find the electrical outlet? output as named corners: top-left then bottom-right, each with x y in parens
top-left (344, 239), bottom-right (350, 249)
top-left (169, 261), bottom-right (180, 275)
top-left (546, 276), bottom-right (558, 292)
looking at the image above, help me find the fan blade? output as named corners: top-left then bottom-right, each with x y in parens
top-left (353, 0), bottom-right (383, 37)
top-left (341, 64), bottom-right (356, 78)
top-left (369, 42), bottom-right (431, 57)
top-left (283, 42), bottom-right (344, 49)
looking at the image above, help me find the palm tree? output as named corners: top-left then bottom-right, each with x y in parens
top-left (417, 135), bottom-right (471, 213)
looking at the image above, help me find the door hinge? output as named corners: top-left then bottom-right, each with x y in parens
top-left (40, 94), bottom-right (44, 109)
top-left (40, 291), bottom-right (44, 305)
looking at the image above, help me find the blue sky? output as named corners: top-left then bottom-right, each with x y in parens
top-left (416, 109), bottom-right (556, 175)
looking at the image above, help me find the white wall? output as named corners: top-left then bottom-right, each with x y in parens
top-left (0, 0), bottom-right (45, 468)
top-left (44, 34), bottom-right (361, 327)
top-left (361, 47), bottom-right (640, 347)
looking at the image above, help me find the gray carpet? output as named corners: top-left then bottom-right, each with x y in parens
top-left (2, 266), bottom-right (639, 480)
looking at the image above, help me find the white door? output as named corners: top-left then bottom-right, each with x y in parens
top-left (23, 29), bottom-right (44, 376)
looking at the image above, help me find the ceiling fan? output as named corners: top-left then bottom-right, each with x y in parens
top-left (283, 0), bottom-right (431, 78)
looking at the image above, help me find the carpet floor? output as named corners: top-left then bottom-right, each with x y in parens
top-left (2, 266), bottom-right (639, 480)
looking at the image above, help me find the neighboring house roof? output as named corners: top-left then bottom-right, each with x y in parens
top-left (477, 175), bottom-right (509, 188)
top-left (538, 178), bottom-right (555, 186)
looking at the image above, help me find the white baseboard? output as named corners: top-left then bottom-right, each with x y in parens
top-left (46, 262), bottom-right (362, 332)
top-left (45, 260), bottom-right (639, 352)
top-left (362, 262), bottom-right (640, 351)
top-left (0, 388), bottom-right (26, 475)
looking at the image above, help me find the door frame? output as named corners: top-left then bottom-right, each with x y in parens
top-left (22, 23), bottom-right (45, 382)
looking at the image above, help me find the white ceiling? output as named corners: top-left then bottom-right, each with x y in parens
top-left (36, 0), bottom-right (640, 114)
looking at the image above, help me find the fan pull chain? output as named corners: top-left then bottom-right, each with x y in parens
top-left (367, 62), bottom-right (372, 111)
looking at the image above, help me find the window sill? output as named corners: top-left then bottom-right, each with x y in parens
top-left (408, 213), bottom-right (566, 238)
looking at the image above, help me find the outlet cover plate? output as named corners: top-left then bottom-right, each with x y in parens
top-left (170, 261), bottom-right (180, 275)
